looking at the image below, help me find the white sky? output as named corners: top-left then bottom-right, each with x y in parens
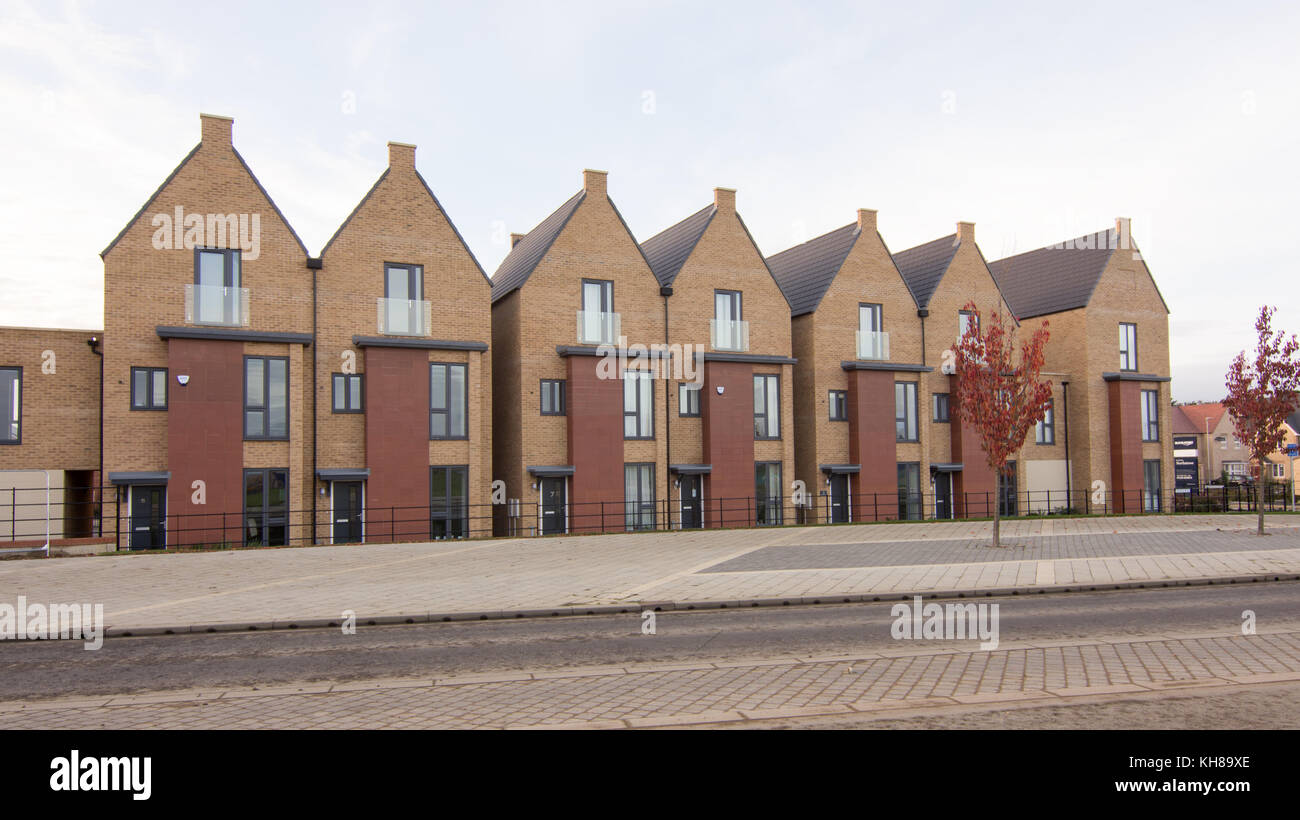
top-left (1, 0), bottom-right (1296, 402)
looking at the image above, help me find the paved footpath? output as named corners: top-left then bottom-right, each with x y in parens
top-left (4, 625), bottom-right (1298, 729)
top-left (0, 514), bottom-right (1298, 633)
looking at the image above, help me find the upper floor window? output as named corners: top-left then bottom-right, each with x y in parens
top-left (383, 263), bottom-right (425, 336)
top-left (1140, 389), bottom-right (1159, 442)
top-left (1119, 323), bottom-right (1138, 371)
top-left (245, 356), bottom-right (288, 440)
top-left (430, 363), bottom-right (467, 439)
top-left (754, 374), bottom-right (780, 439)
top-left (895, 382), bottom-right (918, 442)
top-left (958, 309), bottom-right (979, 340)
top-left (858, 303), bottom-right (886, 359)
top-left (679, 382), bottom-right (701, 417)
top-left (192, 248), bottom-right (242, 326)
top-left (0, 367), bottom-right (20, 444)
top-left (131, 367), bottom-right (168, 410)
top-left (540, 379), bottom-right (565, 416)
top-left (932, 392), bottom-right (950, 423)
top-left (829, 390), bottom-right (847, 421)
top-left (332, 373), bottom-right (363, 413)
top-left (1035, 399), bottom-right (1055, 444)
top-left (579, 279), bottom-right (616, 344)
top-left (624, 369), bottom-right (654, 439)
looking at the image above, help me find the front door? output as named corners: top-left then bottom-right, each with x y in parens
top-left (540, 477), bottom-right (566, 535)
top-left (934, 472), bottom-right (952, 519)
top-left (828, 473), bottom-right (849, 523)
top-left (129, 484), bottom-right (165, 550)
top-left (333, 481), bottom-right (364, 543)
top-left (680, 474), bottom-right (702, 529)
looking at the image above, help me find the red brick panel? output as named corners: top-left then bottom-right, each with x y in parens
top-left (1108, 380), bottom-right (1144, 513)
top-left (703, 360), bottom-right (756, 527)
top-left (365, 346), bottom-right (431, 541)
top-left (166, 338), bottom-right (243, 547)
top-left (951, 383), bottom-right (998, 517)
top-left (566, 356), bottom-right (625, 533)
top-left (846, 369), bottom-right (899, 522)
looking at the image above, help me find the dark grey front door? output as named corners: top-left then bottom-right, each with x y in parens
top-left (828, 474), bottom-right (849, 523)
top-left (934, 472), bottom-right (952, 519)
top-left (130, 484), bottom-right (165, 550)
top-left (540, 477), bottom-right (566, 535)
top-left (680, 474), bottom-right (702, 529)
top-left (333, 481), bottom-right (364, 543)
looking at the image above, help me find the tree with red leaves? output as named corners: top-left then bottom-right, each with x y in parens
top-left (951, 302), bottom-right (1053, 547)
top-left (1222, 305), bottom-right (1300, 536)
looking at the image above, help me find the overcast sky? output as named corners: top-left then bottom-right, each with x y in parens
top-left (1, 0), bottom-right (1295, 402)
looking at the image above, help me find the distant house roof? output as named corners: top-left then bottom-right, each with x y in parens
top-left (641, 204), bottom-right (716, 287)
top-left (766, 223), bottom-right (861, 317)
top-left (490, 190), bottom-right (586, 303)
top-left (988, 227), bottom-right (1169, 319)
top-left (1180, 402), bottom-right (1225, 434)
top-left (1172, 405), bottom-right (1199, 435)
top-left (891, 234), bottom-right (960, 309)
top-left (1288, 410), bottom-right (1300, 435)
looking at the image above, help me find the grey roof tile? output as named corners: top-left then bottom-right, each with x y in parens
top-left (641, 204), bottom-right (716, 287)
top-left (765, 223), bottom-right (860, 316)
top-left (490, 190), bottom-right (586, 302)
top-left (987, 229), bottom-right (1117, 319)
top-left (892, 234), bottom-right (960, 309)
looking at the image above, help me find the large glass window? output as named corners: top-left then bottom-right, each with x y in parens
top-left (754, 374), bottom-right (780, 439)
top-left (624, 463), bottom-right (656, 531)
top-left (958, 309), bottom-right (979, 340)
top-left (1143, 460), bottom-right (1162, 512)
top-left (755, 462), bottom-right (783, 526)
top-left (430, 363), bottom-right (467, 439)
top-left (244, 469), bottom-right (288, 546)
top-left (1141, 389), bottom-right (1159, 442)
top-left (384, 263), bottom-right (423, 335)
top-left (431, 466), bottom-right (469, 539)
top-left (194, 248), bottom-right (241, 325)
top-left (624, 370), bottom-right (654, 439)
top-left (1035, 399), bottom-right (1055, 444)
top-left (895, 382), bottom-right (918, 442)
top-left (858, 303), bottom-right (885, 359)
top-left (245, 357), bottom-right (288, 440)
top-left (581, 279), bottom-right (615, 344)
top-left (1120, 323), bottom-right (1138, 371)
top-left (0, 367), bottom-right (19, 444)
top-left (897, 463), bottom-right (921, 520)
top-left (714, 290), bottom-right (744, 350)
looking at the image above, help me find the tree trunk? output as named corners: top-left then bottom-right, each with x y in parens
top-left (992, 470), bottom-right (1001, 547)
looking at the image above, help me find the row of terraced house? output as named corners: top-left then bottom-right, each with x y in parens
top-left (0, 114), bottom-right (1173, 551)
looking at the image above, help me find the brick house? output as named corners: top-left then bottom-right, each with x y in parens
top-left (100, 113), bottom-right (314, 548)
top-left (768, 209), bottom-right (928, 523)
top-left (642, 188), bottom-right (795, 528)
top-left (490, 169), bottom-right (667, 536)
top-left (316, 141), bottom-right (493, 542)
top-left (990, 219), bottom-right (1173, 513)
top-left (0, 327), bottom-right (103, 544)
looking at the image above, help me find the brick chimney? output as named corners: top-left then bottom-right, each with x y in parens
top-left (857, 209), bottom-right (877, 232)
top-left (510, 232), bottom-right (526, 248)
top-left (200, 113), bottom-right (233, 149)
top-left (1115, 216), bottom-right (1131, 244)
top-left (583, 168), bottom-right (608, 195)
top-left (714, 187), bottom-right (736, 214)
top-left (388, 141), bottom-right (416, 171)
top-left (956, 221), bottom-right (975, 244)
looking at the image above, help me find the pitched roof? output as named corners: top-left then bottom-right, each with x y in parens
top-left (640, 204), bottom-right (716, 287)
top-left (891, 234), bottom-right (960, 309)
top-left (1288, 410), bottom-right (1300, 434)
top-left (1172, 405), bottom-right (1199, 435)
top-left (987, 229), bottom-right (1117, 319)
top-left (490, 190), bottom-right (586, 303)
top-left (1180, 402), bottom-right (1225, 434)
top-left (766, 223), bottom-right (860, 317)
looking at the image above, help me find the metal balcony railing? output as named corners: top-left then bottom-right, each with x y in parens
top-left (710, 318), bottom-right (750, 352)
top-left (377, 298), bottom-right (432, 337)
top-left (576, 310), bottom-right (621, 345)
top-left (856, 330), bottom-right (889, 360)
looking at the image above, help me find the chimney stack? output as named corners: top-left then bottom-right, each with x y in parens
top-left (510, 233), bottom-right (526, 248)
top-left (582, 168), bottom-right (608, 195)
top-left (857, 209), bottom-right (877, 232)
top-left (714, 187), bottom-right (736, 214)
top-left (199, 113), bottom-right (233, 149)
top-left (388, 141), bottom-right (416, 170)
top-left (956, 221), bottom-right (975, 244)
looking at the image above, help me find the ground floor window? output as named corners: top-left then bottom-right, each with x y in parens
top-left (1143, 459), bottom-right (1161, 512)
top-left (244, 469), bottom-right (288, 546)
top-left (897, 463), bottom-right (921, 520)
top-left (624, 463), bottom-right (656, 531)
top-left (755, 462), bottom-right (783, 525)
top-left (431, 466), bottom-right (469, 539)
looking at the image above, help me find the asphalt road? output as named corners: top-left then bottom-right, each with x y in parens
top-left (1, 581), bottom-right (1297, 701)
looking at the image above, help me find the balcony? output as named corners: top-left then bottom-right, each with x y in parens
top-left (185, 284), bottom-right (250, 327)
top-left (377, 298), bottom-right (432, 337)
top-left (711, 318), bottom-right (749, 352)
top-left (856, 330), bottom-right (890, 361)
top-left (576, 310), bottom-right (621, 345)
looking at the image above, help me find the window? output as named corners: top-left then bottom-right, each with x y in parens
top-left (714, 289), bottom-right (745, 350)
top-left (332, 373), bottom-right (363, 413)
top-left (895, 382), bottom-right (918, 442)
top-left (754, 374), bottom-right (780, 439)
top-left (679, 383), bottom-right (701, 417)
top-left (384, 263), bottom-right (424, 335)
top-left (1119, 323), bottom-right (1138, 371)
top-left (897, 463), bottom-right (921, 520)
top-left (194, 248), bottom-right (241, 325)
top-left (244, 357), bottom-right (288, 440)
top-left (755, 462), bottom-right (783, 526)
top-left (959, 309), bottom-right (979, 340)
top-left (430, 466), bottom-right (469, 539)
top-left (829, 390), bottom-right (847, 421)
top-left (580, 279), bottom-right (615, 344)
top-left (1035, 399), bottom-right (1055, 444)
top-left (624, 369), bottom-right (654, 439)
top-left (624, 463), bottom-right (656, 531)
top-left (244, 469), bottom-right (288, 546)
top-left (860, 303), bottom-right (882, 334)
top-left (1143, 460), bottom-right (1161, 512)
top-left (130, 367), bottom-right (168, 410)
top-left (858, 303), bottom-right (885, 359)
top-left (1140, 390), bottom-right (1159, 442)
top-left (1226, 461), bottom-right (1246, 478)
top-left (1271, 463), bottom-right (1286, 479)
top-left (540, 379), bottom-right (565, 416)
top-left (0, 367), bottom-right (19, 444)
top-left (430, 363), bottom-right (467, 439)
top-left (932, 393), bottom-right (950, 423)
